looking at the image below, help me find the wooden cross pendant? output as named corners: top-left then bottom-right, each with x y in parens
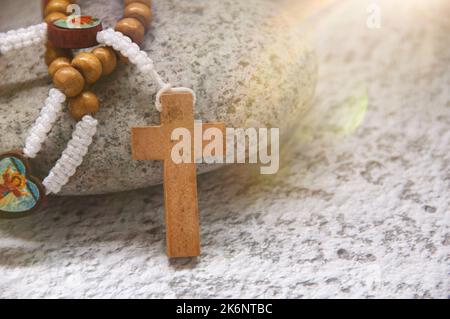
top-left (131, 92), bottom-right (225, 258)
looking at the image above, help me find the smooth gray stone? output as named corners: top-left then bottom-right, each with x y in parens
top-left (0, 0), bottom-right (317, 195)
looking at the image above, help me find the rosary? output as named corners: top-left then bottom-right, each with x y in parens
top-left (0, 0), bottom-right (225, 258)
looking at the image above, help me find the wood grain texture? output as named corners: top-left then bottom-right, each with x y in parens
top-left (131, 92), bottom-right (225, 258)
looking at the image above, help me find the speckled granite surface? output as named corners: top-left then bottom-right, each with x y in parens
top-left (0, 0), bottom-right (449, 298)
top-left (0, 0), bottom-right (316, 195)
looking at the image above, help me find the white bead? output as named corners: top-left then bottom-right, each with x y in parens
top-left (140, 63), bottom-right (153, 73)
top-left (95, 28), bottom-right (197, 114)
top-left (126, 47), bottom-right (139, 60)
top-left (23, 88), bottom-right (65, 158)
top-left (130, 42), bottom-right (140, 51)
top-left (96, 32), bottom-right (105, 43)
top-left (42, 115), bottom-right (97, 195)
top-left (50, 88), bottom-right (66, 103)
top-left (0, 23), bottom-right (47, 53)
top-left (136, 54), bottom-right (148, 66)
top-left (42, 112), bottom-right (56, 124)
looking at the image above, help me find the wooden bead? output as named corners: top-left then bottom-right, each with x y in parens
top-left (48, 57), bottom-right (71, 77)
top-left (92, 47), bottom-right (117, 76)
top-left (124, 0), bottom-right (152, 7)
top-left (71, 52), bottom-right (103, 84)
top-left (68, 91), bottom-right (100, 121)
top-left (42, 0), bottom-right (76, 18)
top-left (44, 44), bottom-right (72, 65)
top-left (44, 0), bottom-right (70, 16)
top-left (124, 2), bottom-right (152, 27)
top-left (53, 66), bottom-right (85, 97)
top-left (44, 12), bottom-right (66, 24)
top-left (115, 18), bottom-right (145, 45)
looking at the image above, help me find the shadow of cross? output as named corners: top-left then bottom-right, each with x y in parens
top-left (131, 92), bottom-right (225, 258)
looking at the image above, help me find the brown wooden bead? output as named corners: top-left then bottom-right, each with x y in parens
top-left (44, 44), bottom-right (72, 65)
top-left (115, 18), bottom-right (145, 45)
top-left (68, 91), bottom-right (100, 121)
top-left (71, 52), bottom-right (103, 84)
top-left (92, 47), bottom-right (117, 76)
top-left (48, 57), bottom-right (71, 77)
top-left (44, 12), bottom-right (66, 24)
top-left (124, 0), bottom-right (152, 7)
top-left (124, 2), bottom-right (152, 28)
top-left (44, 0), bottom-right (70, 16)
top-left (53, 66), bottom-right (85, 97)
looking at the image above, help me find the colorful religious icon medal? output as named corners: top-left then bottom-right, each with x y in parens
top-left (47, 16), bottom-right (103, 49)
top-left (0, 152), bottom-right (45, 219)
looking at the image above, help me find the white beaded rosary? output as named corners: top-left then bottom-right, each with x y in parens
top-left (0, 1), bottom-right (194, 218)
